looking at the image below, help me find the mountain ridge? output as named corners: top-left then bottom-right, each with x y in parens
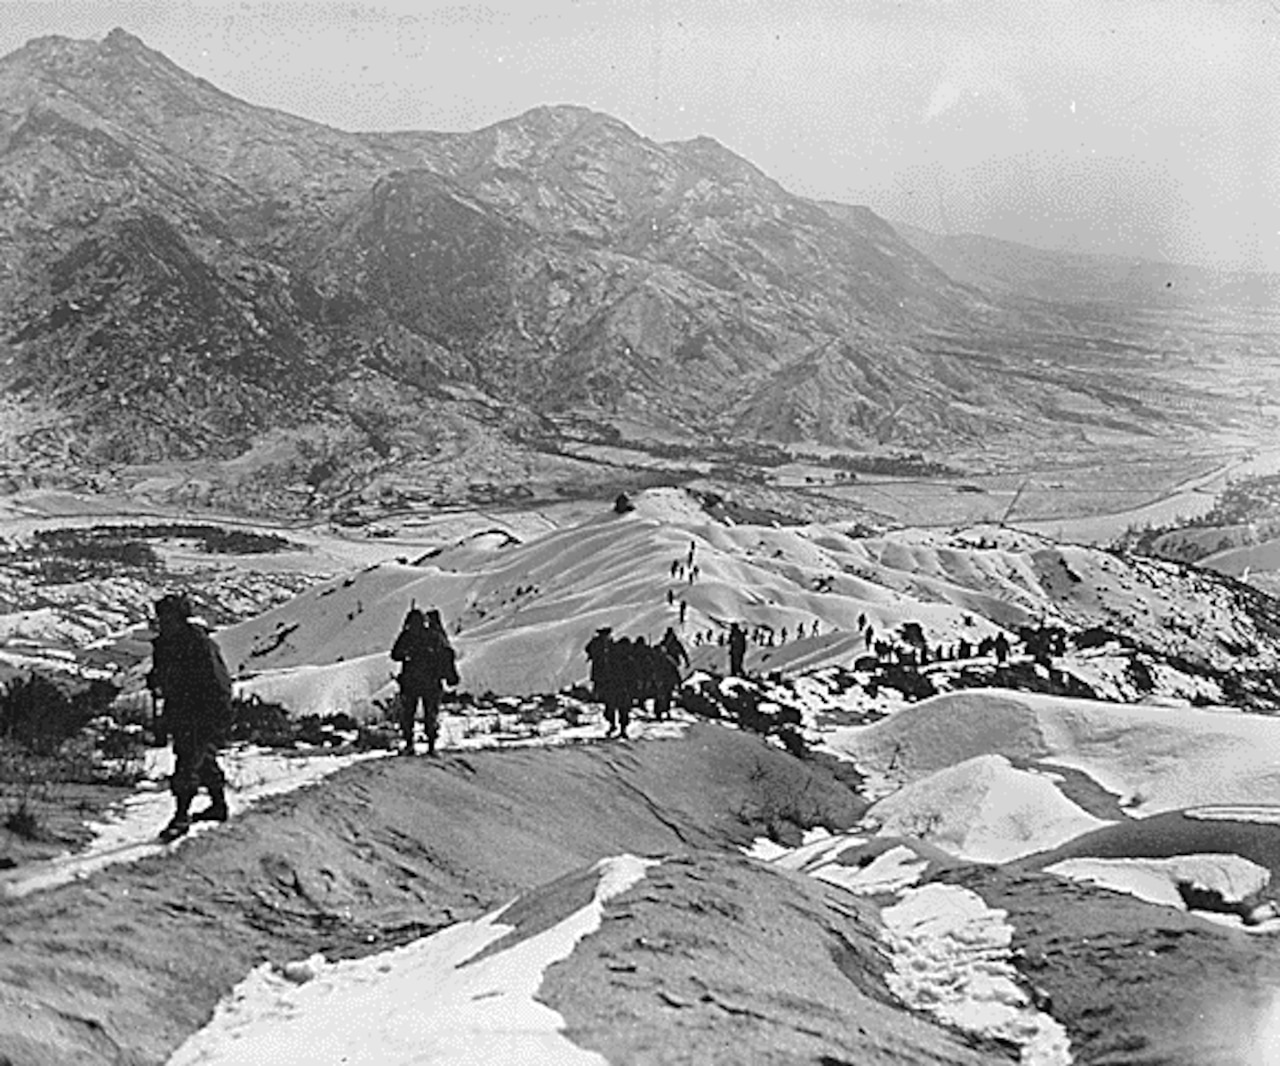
top-left (0, 28), bottom-right (1231, 517)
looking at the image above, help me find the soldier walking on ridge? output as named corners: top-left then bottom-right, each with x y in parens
top-left (727, 622), bottom-right (748, 677)
top-left (391, 607), bottom-right (459, 756)
top-left (659, 626), bottom-right (689, 671)
top-left (148, 593), bottom-right (233, 842)
top-left (586, 627), bottom-right (626, 737)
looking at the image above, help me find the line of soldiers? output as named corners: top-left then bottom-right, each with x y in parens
top-left (584, 625), bottom-right (689, 738)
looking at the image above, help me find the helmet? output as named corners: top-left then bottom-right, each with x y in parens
top-left (155, 593), bottom-right (193, 620)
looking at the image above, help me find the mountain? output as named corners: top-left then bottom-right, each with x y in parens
top-left (0, 29), bottom-right (1206, 516)
top-left (887, 220), bottom-right (1280, 309)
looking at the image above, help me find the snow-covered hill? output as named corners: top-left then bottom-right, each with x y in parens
top-left (220, 487), bottom-right (1280, 713)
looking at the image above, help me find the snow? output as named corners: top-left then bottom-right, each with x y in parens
top-left (1045, 853), bottom-right (1268, 909)
top-left (757, 832), bottom-right (1073, 1064)
top-left (863, 754), bottom-right (1108, 863)
top-left (1186, 805), bottom-right (1280, 825)
top-left (881, 884), bottom-right (1072, 1066)
top-left (755, 822), bottom-right (1074, 1060)
top-left (2, 745), bottom-right (390, 898)
top-left (237, 655), bottom-right (394, 720)
top-left (166, 854), bottom-right (659, 1066)
top-left (829, 689), bottom-right (1280, 817)
top-left (810, 844), bottom-right (931, 896)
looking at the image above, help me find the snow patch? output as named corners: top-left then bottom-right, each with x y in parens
top-left (1045, 854), bottom-right (1270, 911)
top-left (1185, 805), bottom-right (1280, 825)
top-left (166, 854), bottom-right (659, 1066)
top-left (832, 689), bottom-right (1280, 817)
top-left (865, 754), bottom-right (1108, 863)
top-left (882, 883), bottom-right (1072, 1066)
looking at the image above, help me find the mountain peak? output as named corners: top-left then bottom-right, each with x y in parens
top-left (99, 27), bottom-right (151, 54)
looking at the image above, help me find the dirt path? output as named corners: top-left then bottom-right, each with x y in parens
top-left (0, 725), bottom-right (869, 1065)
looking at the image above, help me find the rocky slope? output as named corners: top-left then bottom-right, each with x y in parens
top-left (0, 30), bottom-right (1200, 515)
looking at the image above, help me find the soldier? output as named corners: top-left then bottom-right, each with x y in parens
top-left (659, 626), bottom-right (689, 671)
top-left (147, 593), bottom-right (233, 842)
top-left (728, 622), bottom-right (748, 677)
top-left (390, 607), bottom-right (459, 756)
top-left (586, 627), bottom-right (625, 737)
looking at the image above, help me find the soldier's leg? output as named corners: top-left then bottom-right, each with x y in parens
top-left (164, 732), bottom-right (198, 837)
top-left (424, 688), bottom-right (441, 755)
top-left (618, 695), bottom-right (631, 737)
top-left (192, 739), bottom-right (229, 821)
top-left (654, 687), bottom-right (671, 721)
top-left (398, 688), bottom-right (418, 751)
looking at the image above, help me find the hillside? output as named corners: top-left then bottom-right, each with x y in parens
top-left (0, 30), bottom-right (1216, 518)
top-left (216, 488), bottom-right (1280, 710)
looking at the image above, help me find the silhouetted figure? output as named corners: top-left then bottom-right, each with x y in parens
top-left (614, 493), bottom-right (634, 514)
top-left (679, 599), bottom-right (688, 625)
top-left (993, 632), bottom-right (1011, 665)
top-left (728, 622), bottom-right (748, 676)
top-left (391, 607), bottom-right (459, 755)
top-left (148, 593), bottom-right (232, 841)
top-left (659, 626), bottom-right (689, 670)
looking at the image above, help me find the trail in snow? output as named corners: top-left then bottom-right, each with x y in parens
top-left (2, 715), bottom-right (689, 899)
top-left (1, 745), bottom-right (389, 898)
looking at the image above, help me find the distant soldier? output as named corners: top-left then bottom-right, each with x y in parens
top-left (993, 632), bottom-right (1011, 665)
top-left (728, 622), bottom-right (748, 677)
top-left (391, 607), bottom-right (459, 756)
top-left (147, 593), bottom-right (233, 842)
top-left (659, 626), bottom-right (689, 671)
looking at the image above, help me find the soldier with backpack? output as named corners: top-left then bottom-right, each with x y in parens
top-left (147, 593), bottom-right (233, 842)
top-left (391, 606), bottom-right (459, 756)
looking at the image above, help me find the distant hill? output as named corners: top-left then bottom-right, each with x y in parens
top-left (884, 219), bottom-right (1280, 309)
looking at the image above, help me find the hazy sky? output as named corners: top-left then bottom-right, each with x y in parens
top-left (3, 0), bottom-right (1278, 272)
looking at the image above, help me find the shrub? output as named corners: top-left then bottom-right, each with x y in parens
top-left (228, 695), bottom-right (294, 747)
top-left (0, 673), bottom-right (110, 756)
top-left (3, 798), bottom-right (42, 841)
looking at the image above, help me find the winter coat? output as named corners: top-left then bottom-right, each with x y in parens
top-left (148, 622), bottom-right (233, 738)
